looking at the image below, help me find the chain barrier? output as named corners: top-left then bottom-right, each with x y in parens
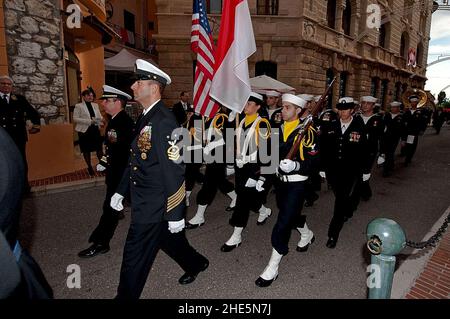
top-left (405, 213), bottom-right (450, 249)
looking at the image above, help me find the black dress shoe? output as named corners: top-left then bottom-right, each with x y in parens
top-left (255, 274), bottom-right (278, 287)
top-left (185, 222), bottom-right (204, 230)
top-left (220, 242), bottom-right (240, 252)
top-left (178, 260), bottom-right (209, 285)
top-left (78, 244), bottom-right (110, 258)
top-left (326, 237), bottom-right (337, 249)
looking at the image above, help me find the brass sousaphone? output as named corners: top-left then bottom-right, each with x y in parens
top-left (402, 88), bottom-right (428, 109)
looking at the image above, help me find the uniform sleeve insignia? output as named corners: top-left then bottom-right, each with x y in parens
top-left (167, 141), bottom-right (180, 161)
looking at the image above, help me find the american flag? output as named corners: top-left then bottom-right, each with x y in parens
top-left (191, 0), bottom-right (219, 118)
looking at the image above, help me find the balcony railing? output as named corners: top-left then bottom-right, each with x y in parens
top-left (107, 22), bottom-right (156, 56)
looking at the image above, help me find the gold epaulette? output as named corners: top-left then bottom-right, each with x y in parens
top-left (167, 182), bottom-right (185, 213)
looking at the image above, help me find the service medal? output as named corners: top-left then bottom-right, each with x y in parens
top-left (141, 152), bottom-right (147, 160)
top-left (137, 125), bottom-right (152, 160)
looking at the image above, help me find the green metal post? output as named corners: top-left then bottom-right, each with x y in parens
top-left (366, 218), bottom-right (406, 299)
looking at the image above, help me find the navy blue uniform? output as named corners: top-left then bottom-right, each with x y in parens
top-left (320, 115), bottom-right (369, 240)
top-left (88, 110), bottom-right (134, 246)
top-left (272, 120), bottom-right (319, 255)
top-left (381, 112), bottom-right (406, 175)
top-left (401, 108), bottom-right (428, 165)
top-left (116, 101), bottom-right (207, 299)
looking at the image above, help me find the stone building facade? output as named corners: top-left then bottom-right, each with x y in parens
top-left (3, 0), bottom-right (65, 123)
top-left (153, 0), bottom-right (434, 109)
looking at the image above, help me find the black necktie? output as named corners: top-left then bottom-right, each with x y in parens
top-left (2, 95), bottom-right (7, 104)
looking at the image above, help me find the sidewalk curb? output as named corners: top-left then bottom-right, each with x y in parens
top-left (391, 206), bottom-right (450, 299)
top-left (30, 176), bottom-right (105, 196)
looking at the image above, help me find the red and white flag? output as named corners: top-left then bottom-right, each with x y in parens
top-left (191, 0), bottom-right (219, 118)
top-left (210, 0), bottom-right (256, 114)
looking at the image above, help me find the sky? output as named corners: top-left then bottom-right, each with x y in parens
top-left (425, 10), bottom-right (450, 100)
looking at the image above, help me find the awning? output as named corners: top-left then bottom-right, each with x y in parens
top-left (249, 75), bottom-right (296, 94)
top-left (104, 48), bottom-right (155, 72)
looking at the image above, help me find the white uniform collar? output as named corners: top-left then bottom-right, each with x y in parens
top-left (142, 99), bottom-right (160, 116)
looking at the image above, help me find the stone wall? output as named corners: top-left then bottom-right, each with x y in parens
top-left (3, 0), bottom-right (66, 123)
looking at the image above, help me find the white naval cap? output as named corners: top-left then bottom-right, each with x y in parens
top-left (336, 97), bottom-right (355, 110)
top-left (134, 59), bottom-right (171, 85)
top-left (100, 85), bottom-right (132, 101)
top-left (297, 94), bottom-right (314, 102)
top-left (409, 95), bottom-right (420, 102)
top-left (265, 90), bottom-right (281, 97)
top-left (390, 101), bottom-right (401, 107)
top-left (360, 96), bottom-right (377, 103)
top-left (282, 93), bottom-right (307, 108)
top-left (248, 92), bottom-right (264, 104)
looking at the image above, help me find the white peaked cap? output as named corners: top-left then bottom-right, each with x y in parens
top-left (101, 85), bottom-right (132, 100)
top-left (282, 93), bottom-right (307, 108)
top-left (338, 97), bottom-right (354, 104)
top-left (361, 96), bottom-right (377, 103)
top-left (265, 90), bottom-right (281, 97)
top-left (390, 101), bottom-right (401, 107)
top-left (297, 94), bottom-right (314, 102)
top-left (134, 59), bottom-right (171, 85)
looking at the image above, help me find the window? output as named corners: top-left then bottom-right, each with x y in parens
top-left (255, 61), bottom-right (277, 79)
top-left (400, 32), bottom-right (409, 59)
top-left (339, 72), bottom-right (348, 98)
top-left (327, 0), bottom-right (337, 29)
top-left (326, 69), bottom-right (334, 109)
top-left (395, 82), bottom-right (402, 101)
top-left (379, 23), bottom-right (386, 48)
top-left (124, 10), bottom-right (136, 48)
top-left (371, 77), bottom-right (379, 97)
top-left (207, 0), bottom-right (222, 14)
top-left (257, 0), bottom-right (278, 15)
top-left (342, 0), bottom-right (352, 36)
top-left (380, 80), bottom-right (388, 109)
top-left (416, 42), bottom-right (423, 66)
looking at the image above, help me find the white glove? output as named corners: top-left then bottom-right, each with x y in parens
top-left (235, 158), bottom-right (244, 169)
top-left (362, 173), bottom-right (371, 182)
top-left (228, 111), bottom-right (237, 122)
top-left (245, 178), bottom-right (257, 188)
top-left (226, 165), bottom-right (235, 176)
top-left (377, 155), bottom-right (385, 165)
top-left (255, 178), bottom-right (265, 192)
top-left (110, 193), bottom-right (124, 211)
top-left (168, 219), bottom-right (185, 233)
top-left (96, 163), bottom-right (106, 172)
top-left (203, 144), bottom-right (212, 156)
top-left (279, 159), bottom-right (299, 174)
top-left (319, 171), bottom-right (326, 179)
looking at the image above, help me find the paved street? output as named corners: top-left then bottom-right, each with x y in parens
top-left (19, 125), bottom-right (450, 299)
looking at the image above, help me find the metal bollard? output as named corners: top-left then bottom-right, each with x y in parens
top-left (366, 218), bottom-right (406, 299)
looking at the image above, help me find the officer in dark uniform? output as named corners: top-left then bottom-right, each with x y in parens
top-left (221, 92), bottom-right (272, 252)
top-left (317, 106), bottom-right (338, 190)
top-left (110, 60), bottom-right (209, 299)
top-left (379, 101), bottom-right (406, 177)
top-left (185, 110), bottom-right (237, 229)
top-left (255, 93), bottom-right (319, 287)
top-left (0, 127), bottom-right (53, 298)
top-left (401, 95), bottom-right (428, 166)
top-left (78, 85), bottom-right (134, 258)
top-left (320, 97), bottom-right (369, 248)
top-left (0, 75), bottom-right (40, 192)
top-left (356, 96), bottom-right (385, 201)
